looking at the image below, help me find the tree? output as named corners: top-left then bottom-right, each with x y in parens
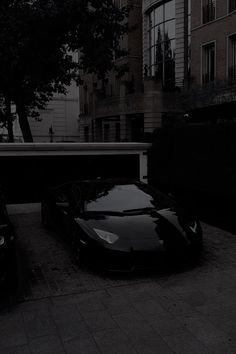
top-left (0, 0), bottom-right (128, 142)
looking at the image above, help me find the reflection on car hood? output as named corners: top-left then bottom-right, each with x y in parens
top-left (75, 207), bottom-right (192, 250)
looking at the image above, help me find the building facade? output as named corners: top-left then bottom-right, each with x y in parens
top-left (142, 0), bottom-right (191, 129)
top-left (29, 81), bottom-right (80, 142)
top-left (186, 0), bottom-right (236, 122)
top-left (79, 0), bottom-right (191, 141)
top-left (79, 0), bottom-right (144, 142)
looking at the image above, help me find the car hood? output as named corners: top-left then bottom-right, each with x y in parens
top-left (75, 207), bottom-right (194, 251)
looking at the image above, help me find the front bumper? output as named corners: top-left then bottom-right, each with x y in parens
top-left (83, 238), bottom-right (202, 272)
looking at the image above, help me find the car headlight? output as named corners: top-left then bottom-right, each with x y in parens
top-left (0, 235), bottom-right (5, 246)
top-left (93, 228), bottom-right (119, 244)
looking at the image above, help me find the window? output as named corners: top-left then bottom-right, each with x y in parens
top-left (229, 0), bottom-right (236, 12)
top-left (202, 0), bottom-right (216, 24)
top-left (202, 42), bottom-right (215, 84)
top-left (147, 0), bottom-right (176, 89)
top-left (228, 34), bottom-right (236, 82)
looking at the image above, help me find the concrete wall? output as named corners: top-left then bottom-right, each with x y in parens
top-left (0, 143), bottom-right (150, 203)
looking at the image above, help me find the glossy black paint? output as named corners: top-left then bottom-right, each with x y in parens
top-left (0, 192), bottom-right (16, 286)
top-left (41, 179), bottom-right (202, 271)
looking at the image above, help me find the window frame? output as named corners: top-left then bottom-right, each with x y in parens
top-left (201, 0), bottom-right (216, 24)
top-left (227, 32), bottom-right (236, 83)
top-left (228, 0), bottom-right (236, 13)
top-left (201, 40), bottom-right (216, 85)
top-left (84, 125), bottom-right (89, 142)
top-left (146, 0), bottom-right (176, 88)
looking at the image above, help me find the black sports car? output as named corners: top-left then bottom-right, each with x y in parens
top-left (0, 191), bottom-right (17, 286)
top-left (41, 179), bottom-right (202, 271)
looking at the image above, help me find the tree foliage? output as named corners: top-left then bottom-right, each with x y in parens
top-left (0, 0), bottom-right (128, 141)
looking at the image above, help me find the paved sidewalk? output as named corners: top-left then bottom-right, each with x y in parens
top-left (1, 205), bottom-right (236, 353)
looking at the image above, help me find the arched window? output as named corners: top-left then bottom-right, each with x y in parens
top-left (146, 0), bottom-right (176, 89)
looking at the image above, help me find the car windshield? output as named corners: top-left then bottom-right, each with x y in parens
top-left (82, 182), bottom-right (172, 213)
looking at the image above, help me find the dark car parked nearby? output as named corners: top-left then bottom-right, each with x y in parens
top-left (0, 191), bottom-right (17, 288)
top-left (41, 179), bottom-right (203, 271)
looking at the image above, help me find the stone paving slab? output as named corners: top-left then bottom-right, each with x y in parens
top-left (0, 205), bottom-right (236, 353)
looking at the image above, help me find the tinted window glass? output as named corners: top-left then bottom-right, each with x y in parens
top-left (83, 183), bottom-right (172, 212)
